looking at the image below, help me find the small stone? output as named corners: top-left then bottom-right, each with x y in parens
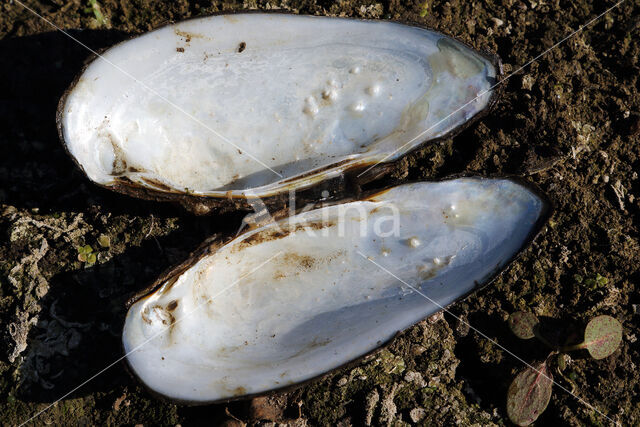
top-left (521, 75), bottom-right (535, 91)
top-left (404, 370), bottom-right (426, 387)
top-left (378, 384), bottom-right (398, 424)
top-left (428, 311), bottom-right (444, 323)
top-left (428, 376), bottom-right (441, 387)
top-left (411, 345), bottom-right (427, 356)
top-left (113, 394), bottom-right (129, 412)
top-left (456, 318), bottom-right (470, 337)
top-left (409, 407), bottom-right (427, 423)
top-left (337, 377), bottom-right (348, 387)
top-left (249, 396), bottom-right (283, 422)
top-left (364, 389), bottom-right (380, 426)
top-left (491, 17), bottom-right (504, 27)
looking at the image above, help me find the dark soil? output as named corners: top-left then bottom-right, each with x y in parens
top-left (1, 0), bottom-right (639, 425)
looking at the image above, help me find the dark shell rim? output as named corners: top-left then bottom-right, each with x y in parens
top-left (56, 10), bottom-right (504, 215)
top-left (121, 174), bottom-right (552, 406)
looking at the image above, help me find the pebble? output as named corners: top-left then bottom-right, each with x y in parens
top-left (249, 396), bottom-right (283, 421)
top-left (404, 370), bottom-right (426, 388)
top-left (409, 407), bottom-right (427, 423)
top-left (364, 389), bottom-right (380, 426)
top-left (521, 75), bottom-right (535, 91)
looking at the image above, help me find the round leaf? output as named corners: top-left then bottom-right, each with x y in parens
top-left (87, 253), bottom-right (97, 265)
top-left (508, 311), bottom-right (539, 339)
top-left (507, 363), bottom-right (553, 426)
top-left (583, 315), bottom-right (622, 360)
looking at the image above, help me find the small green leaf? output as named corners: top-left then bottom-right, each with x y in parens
top-left (87, 253), bottom-right (97, 265)
top-left (595, 274), bottom-right (608, 287)
top-left (507, 363), bottom-right (553, 426)
top-left (82, 244), bottom-right (93, 254)
top-left (583, 315), bottom-right (622, 360)
top-left (508, 311), bottom-right (539, 339)
top-left (583, 274), bottom-right (608, 290)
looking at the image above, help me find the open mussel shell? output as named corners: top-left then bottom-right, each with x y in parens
top-left (122, 177), bottom-right (549, 403)
top-left (58, 13), bottom-right (500, 214)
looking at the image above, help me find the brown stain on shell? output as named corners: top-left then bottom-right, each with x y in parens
top-left (140, 176), bottom-right (174, 192)
top-left (174, 29), bottom-right (209, 42)
top-left (272, 249), bottom-right (345, 280)
top-left (233, 220), bottom-right (337, 252)
top-left (280, 253), bottom-right (315, 270)
top-left (141, 304), bottom-right (176, 327)
top-left (232, 386), bottom-right (247, 397)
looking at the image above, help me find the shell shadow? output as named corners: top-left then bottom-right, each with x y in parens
top-left (0, 29), bottom-right (180, 216)
top-left (13, 209), bottom-right (239, 405)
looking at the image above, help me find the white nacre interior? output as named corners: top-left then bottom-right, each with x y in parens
top-left (61, 14), bottom-right (497, 197)
top-left (122, 178), bottom-right (546, 402)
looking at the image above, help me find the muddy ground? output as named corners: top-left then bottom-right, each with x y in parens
top-left (1, 0), bottom-right (639, 425)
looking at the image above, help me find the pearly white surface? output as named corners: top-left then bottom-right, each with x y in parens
top-left (122, 178), bottom-right (545, 402)
top-left (61, 14), bottom-right (497, 197)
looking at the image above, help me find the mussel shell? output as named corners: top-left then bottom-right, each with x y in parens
top-left (58, 13), bottom-right (501, 214)
top-left (122, 177), bottom-right (549, 403)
